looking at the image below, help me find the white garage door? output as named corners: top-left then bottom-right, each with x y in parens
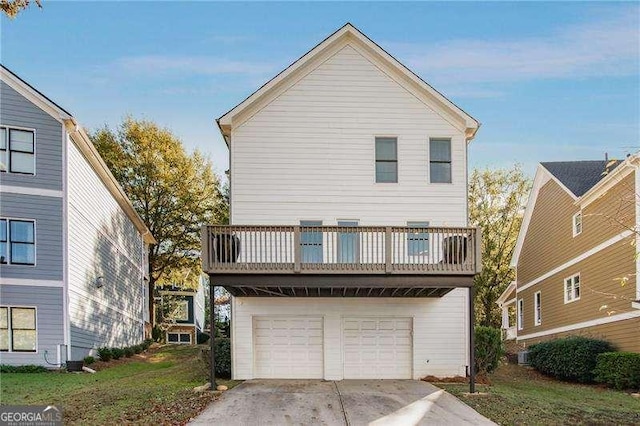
top-left (253, 317), bottom-right (324, 378)
top-left (343, 317), bottom-right (412, 379)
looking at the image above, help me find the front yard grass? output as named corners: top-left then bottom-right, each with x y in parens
top-left (437, 362), bottom-right (640, 425)
top-left (0, 344), bottom-right (240, 425)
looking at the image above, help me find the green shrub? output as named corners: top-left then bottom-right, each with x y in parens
top-left (529, 336), bottom-right (614, 383)
top-left (0, 364), bottom-right (48, 373)
top-left (132, 344), bottom-right (143, 354)
top-left (152, 326), bottom-right (163, 343)
top-left (593, 352), bottom-right (640, 390)
top-left (111, 347), bottom-right (125, 360)
top-left (143, 338), bottom-right (154, 349)
top-left (197, 331), bottom-right (210, 345)
top-left (123, 346), bottom-right (135, 357)
top-left (83, 356), bottom-right (95, 365)
top-left (97, 347), bottom-right (112, 362)
top-left (475, 326), bottom-right (503, 374)
top-left (214, 338), bottom-right (231, 378)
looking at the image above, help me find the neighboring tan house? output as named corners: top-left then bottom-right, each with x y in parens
top-left (501, 156), bottom-right (640, 352)
top-left (202, 24), bottom-right (482, 381)
top-left (0, 65), bottom-right (155, 366)
top-left (157, 283), bottom-right (206, 345)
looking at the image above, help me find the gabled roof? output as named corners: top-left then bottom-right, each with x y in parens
top-left (511, 155), bottom-right (637, 268)
top-left (0, 64), bottom-right (155, 244)
top-left (540, 160), bottom-right (621, 197)
top-left (216, 23), bottom-right (479, 143)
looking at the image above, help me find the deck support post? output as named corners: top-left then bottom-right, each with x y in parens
top-left (210, 281), bottom-right (217, 389)
top-left (469, 285), bottom-right (476, 394)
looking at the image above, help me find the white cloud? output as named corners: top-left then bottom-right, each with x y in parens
top-left (116, 55), bottom-right (277, 76)
top-left (387, 7), bottom-right (639, 85)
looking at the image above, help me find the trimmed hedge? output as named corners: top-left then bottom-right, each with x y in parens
top-left (97, 347), bottom-right (112, 362)
top-left (475, 326), bottom-right (503, 374)
top-left (83, 356), bottom-right (96, 365)
top-left (123, 347), bottom-right (135, 357)
top-left (594, 352), bottom-right (640, 390)
top-left (528, 336), bottom-right (614, 383)
top-left (111, 347), bottom-right (125, 360)
top-left (0, 364), bottom-right (48, 373)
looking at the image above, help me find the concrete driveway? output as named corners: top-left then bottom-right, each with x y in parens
top-left (190, 380), bottom-right (495, 426)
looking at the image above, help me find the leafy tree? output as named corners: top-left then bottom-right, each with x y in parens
top-left (91, 118), bottom-right (227, 323)
top-left (469, 166), bottom-right (531, 327)
top-left (2, 0), bottom-right (41, 18)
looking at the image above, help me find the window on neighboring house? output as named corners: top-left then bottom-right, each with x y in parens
top-left (0, 127), bottom-right (35, 175)
top-left (375, 137), bottom-right (398, 183)
top-left (175, 300), bottom-right (189, 321)
top-left (407, 221), bottom-right (430, 256)
top-left (573, 211), bottom-right (582, 236)
top-left (0, 219), bottom-right (35, 265)
top-left (429, 138), bottom-right (452, 183)
top-left (0, 307), bottom-right (37, 352)
top-left (300, 221), bottom-right (323, 263)
top-left (167, 332), bottom-right (191, 344)
top-left (534, 291), bottom-right (542, 326)
top-left (564, 274), bottom-right (581, 303)
top-left (517, 299), bottom-right (524, 330)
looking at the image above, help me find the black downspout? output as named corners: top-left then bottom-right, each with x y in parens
top-left (210, 282), bottom-right (217, 389)
top-left (469, 286), bottom-right (476, 393)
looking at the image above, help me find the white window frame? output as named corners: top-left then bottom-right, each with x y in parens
top-left (429, 137), bottom-right (452, 184)
top-left (0, 125), bottom-right (36, 175)
top-left (564, 273), bottom-right (581, 304)
top-left (374, 136), bottom-right (398, 183)
top-left (517, 299), bottom-right (524, 330)
top-left (0, 305), bottom-right (38, 353)
top-left (166, 332), bottom-right (192, 345)
top-left (534, 291), bottom-right (542, 326)
top-left (572, 211), bottom-right (582, 237)
top-left (0, 218), bottom-right (36, 266)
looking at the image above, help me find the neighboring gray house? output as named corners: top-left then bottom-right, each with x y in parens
top-left (0, 65), bottom-right (155, 366)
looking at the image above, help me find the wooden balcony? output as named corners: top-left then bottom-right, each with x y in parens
top-left (202, 225), bottom-right (481, 297)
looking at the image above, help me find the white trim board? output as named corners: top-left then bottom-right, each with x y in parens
top-left (0, 278), bottom-right (64, 288)
top-left (517, 230), bottom-right (634, 293)
top-left (517, 310), bottom-right (640, 341)
top-left (0, 185), bottom-right (63, 198)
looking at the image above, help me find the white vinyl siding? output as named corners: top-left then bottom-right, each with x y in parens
top-left (67, 139), bottom-right (145, 359)
top-left (253, 317), bottom-right (324, 379)
top-left (232, 292), bottom-right (468, 380)
top-left (343, 317), bottom-right (412, 379)
top-left (231, 44), bottom-right (467, 227)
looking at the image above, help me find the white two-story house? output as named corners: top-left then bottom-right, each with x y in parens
top-left (0, 65), bottom-right (155, 366)
top-left (202, 24), bottom-right (481, 381)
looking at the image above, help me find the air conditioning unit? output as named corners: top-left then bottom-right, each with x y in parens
top-left (517, 350), bottom-right (530, 365)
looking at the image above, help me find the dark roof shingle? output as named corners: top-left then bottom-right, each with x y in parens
top-left (540, 160), bottom-right (621, 197)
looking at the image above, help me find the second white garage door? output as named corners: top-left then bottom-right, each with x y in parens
top-left (253, 317), bottom-right (323, 379)
top-left (343, 317), bottom-right (412, 379)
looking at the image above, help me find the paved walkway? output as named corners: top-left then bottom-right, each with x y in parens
top-left (190, 379), bottom-right (496, 425)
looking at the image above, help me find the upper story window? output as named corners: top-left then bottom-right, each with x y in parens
top-left (534, 291), bottom-right (542, 326)
top-left (564, 274), bottom-right (581, 303)
top-left (0, 306), bottom-right (37, 352)
top-left (300, 220), bottom-right (323, 263)
top-left (517, 299), bottom-right (523, 330)
top-left (407, 221), bottom-right (430, 256)
top-left (375, 137), bottom-right (397, 183)
top-left (0, 126), bottom-right (35, 175)
top-left (429, 138), bottom-right (452, 183)
top-left (572, 211), bottom-right (582, 237)
top-left (0, 219), bottom-right (36, 265)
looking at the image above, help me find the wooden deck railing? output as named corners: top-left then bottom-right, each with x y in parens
top-left (201, 225), bottom-right (481, 275)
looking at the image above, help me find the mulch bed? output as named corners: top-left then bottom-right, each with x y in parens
top-left (422, 374), bottom-right (491, 385)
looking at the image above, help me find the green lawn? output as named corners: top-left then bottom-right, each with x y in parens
top-left (437, 363), bottom-right (640, 425)
top-left (0, 345), bottom-right (239, 425)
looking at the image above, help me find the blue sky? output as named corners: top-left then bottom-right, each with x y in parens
top-left (2, 1), bottom-right (638, 178)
